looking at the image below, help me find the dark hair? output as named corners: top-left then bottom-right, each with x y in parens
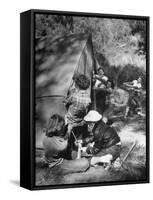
top-left (97, 67), bottom-right (104, 73)
top-left (74, 74), bottom-right (90, 90)
top-left (46, 114), bottom-right (65, 137)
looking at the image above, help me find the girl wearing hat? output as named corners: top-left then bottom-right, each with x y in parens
top-left (83, 110), bottom-right (121, 165)
top-left (42, 114), bottom-right (113, 174)
top-left (41, 114), bottom-right (119, 174)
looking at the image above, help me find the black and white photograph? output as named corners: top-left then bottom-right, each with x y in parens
top-left (34, 11), bottom-right (149, 187)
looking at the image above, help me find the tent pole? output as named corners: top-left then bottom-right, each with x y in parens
top-left (89, 33), bottom-right (97, 111)
top-left (93, 89), bottom-right (97, 110)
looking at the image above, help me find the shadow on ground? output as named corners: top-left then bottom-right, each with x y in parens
top-left (9, 180), bottom-right (20, 186)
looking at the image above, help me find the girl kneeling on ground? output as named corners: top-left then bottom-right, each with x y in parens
top-left (42, 114), bottom-right (110, 174)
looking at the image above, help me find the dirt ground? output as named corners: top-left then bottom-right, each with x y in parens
top-left (35, 115), bottom-right (146, 186)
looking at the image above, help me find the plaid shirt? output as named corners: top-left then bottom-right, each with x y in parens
top-left (65, 90), bottom-right (91, 125)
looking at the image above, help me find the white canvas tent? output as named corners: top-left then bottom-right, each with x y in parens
top-left (35, 33), bottom-right (97, 147)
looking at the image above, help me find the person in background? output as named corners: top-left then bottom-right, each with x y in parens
top-left (93, 67), bottom-right (108, 89)
top-left (124, 90), bottom-right (142, 118)
top-left (106, 81), bottom-right (113, 92)
top-left (83, 110), bottom-right (121, 167)
top-left (132, 77), bottom-right (142, 89)
top-left (123, 77), bottom-right (142, 90)
top-left (64, 73), bottom-right (91, 138)
top-left (105, 81), bottom-right (113, 105)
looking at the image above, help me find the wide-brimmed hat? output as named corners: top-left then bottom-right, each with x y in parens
top-left (84, 110), bottom-right (102, 122)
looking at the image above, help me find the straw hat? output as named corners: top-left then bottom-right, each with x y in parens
top-left (84, 110), bottom-right (102, 122)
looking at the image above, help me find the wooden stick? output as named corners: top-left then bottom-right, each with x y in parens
top-left (72, 131), bottom-right (82, 159)
top-left (120, 140), bottom-right (137, 167)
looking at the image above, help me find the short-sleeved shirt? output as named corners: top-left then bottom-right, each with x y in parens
top-left (94, 75), bottom-right (108, 87)
top-left (65, 90), bottom-right (91, 126)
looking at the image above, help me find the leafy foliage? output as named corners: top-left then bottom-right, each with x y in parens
top-left (35, 14), bottom-right (146, 88)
